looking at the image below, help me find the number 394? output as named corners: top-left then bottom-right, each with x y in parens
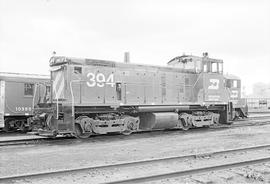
top-left (86, 73), bottom-right (114, 88)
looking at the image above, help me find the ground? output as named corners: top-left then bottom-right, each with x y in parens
top-left (1, 123), bottom-right (270, 183)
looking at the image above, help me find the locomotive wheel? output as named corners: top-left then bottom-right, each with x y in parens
top-left (122, 122), bottom-right (133, 135)
top-left (3, 118), bottom-right (15, 132)
top-left (20, 125), bottom-right (29, 133)
top-left (121, 116), bottom-right (135, 136)
top-left (74, 124), bottom-right (91, 139)
top-left (17, 120), bottom-right (28, 132)
top-left (122, 129), bottom-right (132, 136)
top-left (179, 117), bottom-right (191, 131)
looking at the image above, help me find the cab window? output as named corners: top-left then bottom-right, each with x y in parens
top-left (233, 80), bottom-right (240, 88)
top-left (24, 83), bottom-right (34, 96)
top-left (218, 63), bottom-right (223, 73)
top-left (46, 85), bottom-right (51, 93)
top-left (44, 85), bottom-right (51, 102)
top-left (211, 63), bottom-right (218, 73)
top-left (203, 64), bottom-right (207, 72)
top-left (226, 80), bottom-right (232, 88)
top-left (74, 66), bottom-right (82, 74)
top-left (194, 60), bottom-right (202, 72)
top-left (233, 80), bottom-right (237, 88)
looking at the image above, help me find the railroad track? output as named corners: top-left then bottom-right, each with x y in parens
top-left (106, 158), bottom-right (270, 184)
top-left (0, 116), bottom-right (270, 147)
top-left (215, 117), bottom-right (270, 129)
top-left (0, 136), bottom-right (73, 147)
top-left (1, 144), bottom-right (270, 183)
top-left (246, 114), bottom-right (270, 120)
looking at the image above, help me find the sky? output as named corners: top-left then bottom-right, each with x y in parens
top-left (0, 0), bottom-right (270, 95)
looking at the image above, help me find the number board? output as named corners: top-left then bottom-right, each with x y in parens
top-left (86, 72), bottom-right (115, 88)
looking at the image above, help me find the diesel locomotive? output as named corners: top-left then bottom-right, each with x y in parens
top-left (31, 53), bottom-right (247, 138)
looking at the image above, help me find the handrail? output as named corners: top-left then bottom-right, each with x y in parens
top-left (32, 83), bottom-right (38, 111)
top-left (192, 72), bottom-right (203, 90)
top-left (191, 72), bottom-right (203, 101)
top-left (69, 80), bottom-right (83, 117)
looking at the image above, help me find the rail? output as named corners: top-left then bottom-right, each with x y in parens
top-left (1, 144), bottom-right (270, 182)
top-left (105, 157), bottom-right (270, 184)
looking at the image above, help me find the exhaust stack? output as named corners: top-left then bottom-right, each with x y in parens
top-left (124, 52), bottom-right (130, 63)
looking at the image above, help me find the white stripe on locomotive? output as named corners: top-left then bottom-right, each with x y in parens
top-left (55, 75), bottom-right (64, 99)
top-left (53, 72), bottom-right (64, 99)
top-left (53, 71), bottom-right (62, 91)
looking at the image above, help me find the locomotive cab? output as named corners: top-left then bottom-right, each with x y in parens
top-left (168, 53), bottom-right (229, 123)
top-left (168, 53), bottom-right (226, 102)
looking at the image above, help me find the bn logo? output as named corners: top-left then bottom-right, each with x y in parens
top-left (208, 79), bottom-right (219, 90)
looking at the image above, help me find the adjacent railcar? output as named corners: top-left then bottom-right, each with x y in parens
top-left (247, 98), bottom-right (270, 113)
top-left (224, 74), bottom-right (248, 119)
top-left (0, 72), bottom-right (49, 131)
top-left (32, 54), bottom-right (236, 138)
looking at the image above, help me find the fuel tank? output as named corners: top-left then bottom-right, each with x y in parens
top-left (139, 112), bottom-right (179, 130)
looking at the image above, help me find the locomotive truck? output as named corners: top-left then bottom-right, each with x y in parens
top-left (0, 72), bottom-right (50, 132)
top-left (31, 53), bottom-right (246, 138)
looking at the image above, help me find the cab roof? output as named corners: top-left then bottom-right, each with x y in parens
top-left (224, 74), bottom-right (241, 80)
top-left (167, 55), bottom-right (223, 65)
